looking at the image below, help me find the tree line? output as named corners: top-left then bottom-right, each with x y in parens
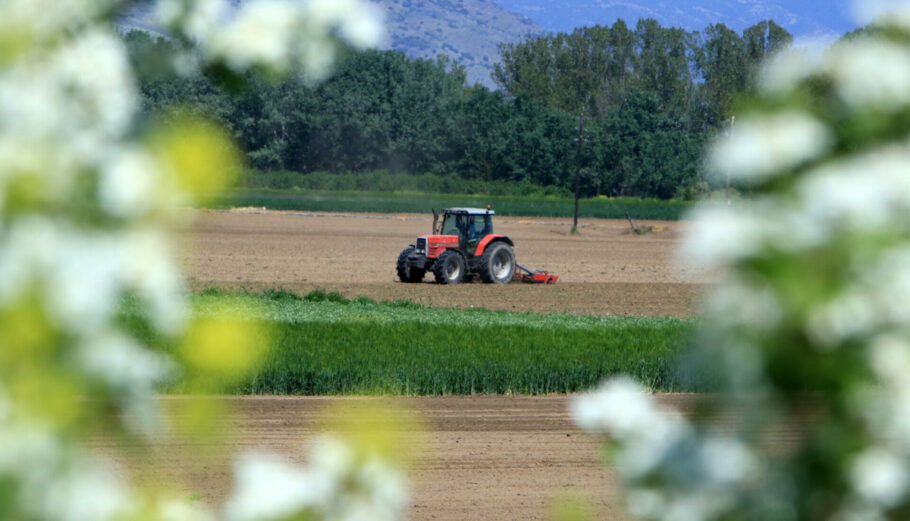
top-left (127, 18), bottom-right (792, 200)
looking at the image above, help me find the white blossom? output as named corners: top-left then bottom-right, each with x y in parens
top-left (304, 0), bottom-right (385, 50)
top-left (225, 452), bottom-right (319, 521)
top-left (33, 466), bottom-right (132, 521)
top-left (796, 143), bottom-right (910, 233)
top-left (76, 333), bottom-right (174, 393)
top-left (46, 232), bottom-right (125, 333)
top-left (759, 47), bottom-right (818, 96)
top-left (225, 439), bottom-right (407, 521)
top-left (850, 447), bottom-right (909, 507)
top-left (99, 147), bottom-right (162, 218)
top-left (700, 436), bottom-right (759, 485)
top-left (572, 378), bottom-right (688, 479)
top-left (52, 29), bottom-right (137, 139)
top-left (659, 491), bottom-right (734, 521)
top-left (352, 456), bottom-right (409, 521)
top-left (679, 206), bottom-right (766, 269)
top-left (174, 0), bottom-right (385, 80)
top-left (825, 38), bottom-right (910, 112)
top-left (124, 228), bottom-right (188, 335)
top-left (0, 3), bottom-right (393, 521)
top-left (702, 278), bottom-right (784, 332)
top-left (0, 425), bottom-right (62, 474)
top-left (157, 0), bottom-right (231, 42)
top-left (208, 1), bottom-right (299, 72)
top-left (708, 111), bottom-right (831, 183)
top-left (572, 377), bottom-right (659, 437)
top-left (160, 498), bottom-right (216, 521)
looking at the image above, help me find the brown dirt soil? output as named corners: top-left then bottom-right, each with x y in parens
top-left (175, 209), bottom-right (711, 317)
top-left (91, 395), bottom-right (712, 521)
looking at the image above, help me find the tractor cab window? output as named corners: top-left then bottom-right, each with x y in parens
top-left (441, 213), bottom-right (461, 235)
top-left (470, 215), bottom-right (492, 239)
top-left (441, 213), bottom-right (492, 240)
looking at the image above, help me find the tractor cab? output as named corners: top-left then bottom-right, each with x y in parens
top-left (437, 208), bottom-right (494, 255)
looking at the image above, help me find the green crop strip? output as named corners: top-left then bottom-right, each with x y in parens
top-left (207, 189), bottom-right (697, 221)
top-left (124, 290), bottom-right (698, 395)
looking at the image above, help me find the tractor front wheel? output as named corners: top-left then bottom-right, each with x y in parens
top-left (433, 250), bottom-right (466, 284)
top-left (396, 247), bottom-right (425, 283)
top-left (479, 242), bottom-right (515, 284)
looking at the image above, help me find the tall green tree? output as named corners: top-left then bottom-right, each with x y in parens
top-left (591, 88), bottom-right (704, 198)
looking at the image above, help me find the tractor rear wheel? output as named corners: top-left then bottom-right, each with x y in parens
top-left (396, 247), bottom-right (425, 283)
top-left (479, 242), bottom-right (515, 284)
top-left (433, 250), bottom-right (466, 284)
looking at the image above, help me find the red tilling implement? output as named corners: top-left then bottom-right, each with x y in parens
top-left (514, 264), bottom-right (558, 284)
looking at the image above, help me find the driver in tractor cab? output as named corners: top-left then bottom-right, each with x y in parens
top-left (467, 217), bottom-right (484, 242)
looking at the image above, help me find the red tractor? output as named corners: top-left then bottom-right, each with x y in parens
top-left (397, 207), bottom-right (515, 284)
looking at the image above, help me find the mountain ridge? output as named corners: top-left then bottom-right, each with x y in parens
top-left (119, 0), bottom-right (546, 88)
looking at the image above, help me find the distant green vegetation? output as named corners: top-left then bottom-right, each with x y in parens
top-left (211, 188), bottom-right (695, 220)
top-left (126, 16), bottom-right (795, 201)
top-left (125, 290), bottom-right (697, 395)
top-left (241, 169), bottom-right (573, 197)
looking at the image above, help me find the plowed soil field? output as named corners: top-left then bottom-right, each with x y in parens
top-left (154, 209), bottom-right (717, 520)
top-left (175, 209), bottom-right (710, 317)
top-left (95, 395), bottom-right (725, 521)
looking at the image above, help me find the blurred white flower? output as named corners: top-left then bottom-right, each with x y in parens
top-left (160, 498), bottom-right (216, 521)
top-left (99, 147), bottom-right (162, 218)
top-left (76, 333), bottom-right (174, 393)
top-left (305, 0), bottom-right (385, 50)
top-left (572, 377), bottom-right (658, 437)
top-left (124, 228), bottom-right (188, 335)
top-left (157, 0), bottom-right (231, 42)
top-left (309, 435), bottom-right (357, 485)
top-left (708, 111), bottom-right (831, 183)
top-left (225, 452), bottom-right (320, 521)
top-left (209, 1), bottom-right (298, 72)
top-left (0, 216), bottom-right (59, 301)
top-left (0, 0), bottom-right (116, 48)
top-left (226, 439), bottom-right (407, 521)
top-left (36, 466), bottom-right (132, 521)
top-left (46, 232), bottom-right (125, 333)
top-left (850, 447), bottom-right (909, 507)
top-left (700, 436), bottom-right (759, 485)
top-left (806, 292), bottom-right (877, 348)
top-left (869, 335), bottom-right (910, 387)
top-left (797, 143), bottom-right (910, 232)
top-left (679, 206), bottom-right (764, 269)
top-left (52, 29), bottom-right (137, 140)
top-left (760, 48), bottom-right (816, 95)
top-left (173, 0), bottom-right (385, 80)
top-left (572, 377), bottom-right (688, 479)
top-left (354, 456), bottom-right (409, 521)
top-left (0, 424), bottom-right (62, 474)
top-left (659, 491), bottom-right (734, 521)
top-left (702, 278), bottom-right (783, 331)
top-left (825, 38), bottom-right (910, 112)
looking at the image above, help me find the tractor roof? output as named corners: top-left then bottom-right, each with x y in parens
top-left (444, 207), bottom-right (495, 215)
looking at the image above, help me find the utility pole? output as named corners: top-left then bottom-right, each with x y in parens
top-left (726, 115), bottom-right (735, 207)
top-left (572, 110), bottom-right (588, 233)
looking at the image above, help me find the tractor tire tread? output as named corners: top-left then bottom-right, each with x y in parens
top-left (396, 247), bottom-right (425, 283)
top-left (479, 242), bottom-right (515, 284)
top-left (433, 250), bottom-right (466, 284)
